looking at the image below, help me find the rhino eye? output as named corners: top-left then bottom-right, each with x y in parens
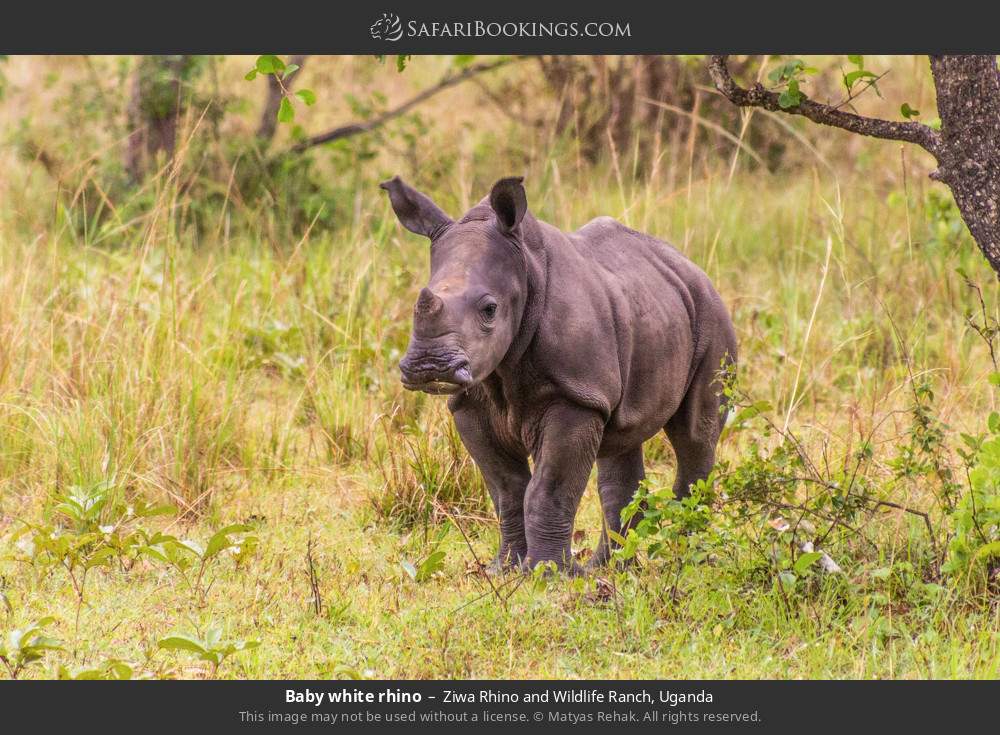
top-left (480, 302), bottom-right (498, 321)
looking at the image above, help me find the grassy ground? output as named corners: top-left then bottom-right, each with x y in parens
top-left (1, 55), bottom-right (999, 679)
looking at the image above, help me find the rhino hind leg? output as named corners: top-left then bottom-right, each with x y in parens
top-left (663, 349), bottom-right (732, 500)
top-left (588, 446), bottom-right (646, 568)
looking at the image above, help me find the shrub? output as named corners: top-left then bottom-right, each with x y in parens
top-left (942, 375), bottom-right (1000, 588)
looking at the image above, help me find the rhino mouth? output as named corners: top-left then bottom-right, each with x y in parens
top-left (402, 378), bottom-right (467, 395)
top-left (399, 357), bottom-right (474, 395)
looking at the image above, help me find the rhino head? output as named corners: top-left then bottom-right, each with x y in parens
top-left (381, 175), bottom-right (529, 395)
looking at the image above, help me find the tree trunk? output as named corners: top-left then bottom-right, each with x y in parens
top-left (125, 55), bottom-right (193, 183)
top-left (539, 56), bottom-right (781, 170)
top-left (929, 55), bottom-right (1000, 274)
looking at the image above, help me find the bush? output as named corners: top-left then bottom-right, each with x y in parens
top-left (942, 375), bottom-right (1000, 588)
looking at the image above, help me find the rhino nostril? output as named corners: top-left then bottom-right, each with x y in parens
top-left (452, 363), bottom-right (473, 385)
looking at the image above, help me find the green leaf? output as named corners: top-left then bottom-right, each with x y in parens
top-left (58, 660), bottom-right (132, 680)
top-left (176, 539), bottom-right (205, 558)
top-left (255, 55), bottom-right (285, 75)
top-left (295, 88), bottom-right (316, 106)
top-left (204, 524), bottom-right (252, 560)
top-left (847, 54), bottom-right (864, 68)
top-left (768, 59), bottom-right (805, 85)
top-left (900, 102), bottom-right (920, 119)
top-left (278, 97), bottom-right (295, 123)
top-left (244, 68), bottom-right (257, 81)
top-left (960, 433), bottom-right (982, 450)
top-left (606, 530), bottom-right (628, 546)
top-left (107, 661), bottom-right (133, 679)
top-left (282, 63), bottom-right (299, 78)
top-left (778, 80), bottom-right (802, 109)
top-left (416, 550), bottom-right (446, 582)
top-left (334, 664), bottom-right (365, 679)
top-left (453, 55), bottom-right (476, 68)
top-left (139, 544), bottom-right (169, 563)
top-left (972, 541), bottom-right (1000, 565)
top-left (158, 635), bottom-right (207, 655)
top-left (136, 503), bottom-right (176, 518)
top-left (396, 55), bottom-right (410, 73)
top-left (843, 69), bottom-right (877, 92)
top-left (793, 551), bottom-right (823, 575)
top-left (204, 625), bottom-right (222, 650)
top-left (84, 546), bottom-right (117, 569)
top-left (989, 411), bottom-right (1000, 434)
top-left (59, 665), bottom-right (101, 679)
top-left (24, 635), bottom-right (62, 652)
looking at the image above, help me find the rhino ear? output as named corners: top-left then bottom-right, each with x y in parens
top-left (380, 176), bottom-right (452, 239)
top-left (489, 176), bottom-right (527, 236)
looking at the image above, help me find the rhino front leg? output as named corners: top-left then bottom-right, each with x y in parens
top-left (450, 400), bottom-right (531, 570)
top-left (524, 403), bottom-right (604, 574)
top-left (589, 446), bottom-right (645, 569)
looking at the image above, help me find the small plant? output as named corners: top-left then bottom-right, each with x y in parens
top-left (888, 378), bottom-right (962, 514)
top-left (57, 658), bottom-right (133, 680)
top-left (400, 526), bottom-right (449, 583)
top-left (758, 516), bottom-right (841, 610)
top-left (329, 664), bottom-right (377, 680)
top-left (10, 480), bottom-right (176, 628)
top-left (617, 480), bottom-right (716, 561)
top-left (866, 560), bottom-right (945, 609)
top-left (614, 478), bottom-right (723, 602)
top-left (243, 317), bottom-right (306, 378)
top-left (943, 374), bottom-right (1000, 588)
top-left (158, 625), bottom-right (260, 678)
top-left (0, 617), bottom-right (62, 679)
top-left (142, 524), bottom-right (258, 605)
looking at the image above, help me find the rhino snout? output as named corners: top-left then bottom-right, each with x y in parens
top-left (398, 348), bottom-right (473, 395)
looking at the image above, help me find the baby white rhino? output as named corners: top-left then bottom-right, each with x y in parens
top-left (384, 175), bottom-right (737, 573)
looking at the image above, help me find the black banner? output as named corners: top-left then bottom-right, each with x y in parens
top-left (1, 680), bottom-right (996, 732)
top-left (1, 1), bottom-right (997, 54)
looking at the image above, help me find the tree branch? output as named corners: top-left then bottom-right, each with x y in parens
top-left (288, 57), bottom-right (521, 154)
top-left (708, 55), bottom-right (943, 158)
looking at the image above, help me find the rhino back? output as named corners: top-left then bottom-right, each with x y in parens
top-left (530, 216), bottom-right (727, 450)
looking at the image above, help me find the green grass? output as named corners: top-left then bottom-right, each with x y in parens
top-left (6, 486), bottom-right (1000, 679)
top-left (2, 55), bottom-right (1000, 679)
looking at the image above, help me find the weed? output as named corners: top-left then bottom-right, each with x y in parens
top-left (158, 624), bottom-right (259, 679)
top-left (0, 617), bottom-right (62, 679)
top-left (373, 408), bottom-right (489, 530)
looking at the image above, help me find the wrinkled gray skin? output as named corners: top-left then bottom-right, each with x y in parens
top-left (383, 175), bottom-right (737, 574)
